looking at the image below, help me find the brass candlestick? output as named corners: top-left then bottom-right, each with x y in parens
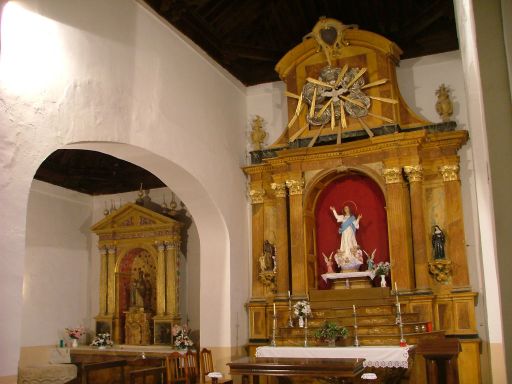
top-left (353, 305), bottom-right (360, 347)
top-left (304, 317), bottom-right (308, 347)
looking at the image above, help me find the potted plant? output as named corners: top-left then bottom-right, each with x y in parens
top-left (90, 333), bottom-right (114, 349)
top-left (65, 326), bottom-right (85, 348)
top-left (314, 321), bottom-right (348, 347)
top-left (172, 324), bottom-right (194, 350)
top-left (293, 300), bottom-right (312, 328)
top-left (374, 261), bottom-right (391, 287)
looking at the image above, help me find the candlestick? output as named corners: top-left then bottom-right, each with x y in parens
top-left (353, 308), bottom-right (360, 347)
top-left (273, 303), bottom-right (276, 316)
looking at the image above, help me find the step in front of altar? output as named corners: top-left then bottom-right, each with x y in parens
top-left (309, 287), bottom-right (395, 308)
top-left (275, 330), bottom-right (445, 347)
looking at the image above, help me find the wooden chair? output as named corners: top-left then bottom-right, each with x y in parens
top-left (199, 349), bottom-right (232, 384)
top-left (129, 366), bottom-right (167, 384)
top-left (166, 352), bottom-right (188, 384)
top-left (185, 350), bottom-right (199, 384)
top-left (81, 359), bottom-right (127, 384)
top-left (416, 338), bottom-right (461, 384)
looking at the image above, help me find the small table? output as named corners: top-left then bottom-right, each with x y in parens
top-left (228, 356), bottom-right (364, 384)
top-left (321, 271), bottom-right (375, 289)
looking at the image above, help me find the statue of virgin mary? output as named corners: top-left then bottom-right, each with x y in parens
top-left (330, 205), bottom-right (363, 270)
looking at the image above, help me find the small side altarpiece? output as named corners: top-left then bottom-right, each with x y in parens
top-left (91, 203), bottom-right (182, 345)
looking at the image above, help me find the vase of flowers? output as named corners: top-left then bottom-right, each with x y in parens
top-left (374, 261), bottom-right (391, 287)
top-left (314, 321), bottom-right (348, 347)
top-left (65, 326), bottom-right (85, 348)
top-left (293, 300), bottom-right (312, 328)
top-left (90, 333), bottom-right (114, 349)
top-left (172, 324), bottom-right (193, 350)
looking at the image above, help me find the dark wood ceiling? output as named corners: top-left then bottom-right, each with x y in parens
top-left (34, 150), bottom-right (166, 195)
top-left (144, 0), bottom-right (459, 85)
top-left (35, 1), bottom-right (458, 195)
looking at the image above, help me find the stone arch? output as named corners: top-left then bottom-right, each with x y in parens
top-left (23, 141), bottom-right (230, 346)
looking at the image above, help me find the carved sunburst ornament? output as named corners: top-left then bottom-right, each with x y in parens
top-left (286, 65), bottom-right (398, 142)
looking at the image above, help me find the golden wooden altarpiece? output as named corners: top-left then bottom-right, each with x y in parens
top-left (244, 18), bottom-right (481, 383)
top-left (91, 202), bottom-right (181, 345)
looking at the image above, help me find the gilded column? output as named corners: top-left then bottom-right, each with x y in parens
top-left (99, 247), bottom-right (108, 315)
top-left (383, 167), bottom-right (415, 290)
top-left (155, 242), bottom-right (166, 315)
top-left (286, 177), bottom-right (306, 298)
top-left (249, 185), bottom-right (266, 299)
top-left (106, 245), bottom-right (117, 315)
top-left (166, 240), bottom-right (180, 319)
top-left (404, 165), bottom-right (430, 290)
top-left (439, 164), bottom-right (470, 287)
top-left (271, 180), bottom-right (289, 300)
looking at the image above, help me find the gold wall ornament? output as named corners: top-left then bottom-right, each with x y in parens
top-left (274, 17), bottom-right (430, 146)
top-left (250, 115), bottom-right (267, 151)
top-left (304, 17), bottom-right (356, 66)
top-left (404, 165), bottom-right (424, 183)
top-left (428, 259), bottom-right (452, 283)
top-left (285, 179), bottom-right (305, 195)
top-left (382, 167), bottom-right (402, 184)
top-left (435, 84), bottom-right (454, 122)
top-left (439, 164), bottom-right (460, 182)
top-left (271, 182), bottom-right (287, 198)
top-left (249, 188), bottom-right (266, 204)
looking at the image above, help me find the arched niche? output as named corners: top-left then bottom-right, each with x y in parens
top-left (304, 167), bottom-right (389, 289)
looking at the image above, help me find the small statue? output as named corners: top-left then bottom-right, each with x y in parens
top-left (364, 249), bottom-right (376, 271)
top-left (432, 225), bottom-right (446, 259)
top-left (435, 84), bottom-right (453, 122)
top-left (322, 252), bottom-right (335, 273)
top-left (250, 115), bottom-right (267, 151)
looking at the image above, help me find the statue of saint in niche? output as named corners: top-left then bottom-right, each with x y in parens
top-left (330, 204), bottom-right (363, 270)
top-left (130, 268), bottom-right (150, 309)
top-left (432, 225), bottom-right (446, 259)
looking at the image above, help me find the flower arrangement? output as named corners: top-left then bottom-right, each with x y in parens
top-left (172, 324), bottom-right (193, 349)
top-left (314, 321), bottom-right (348, 342)
top-left (90, 333), bottom-right (114, 348)
top-left (374, 261), bottom-right (391, 276)
top-left (293, 300), bottom-right (312, 319)
top-left (65, 326), bottom-right (86, 340)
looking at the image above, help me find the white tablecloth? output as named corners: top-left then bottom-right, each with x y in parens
top-left (255, 346), bottom-right (412, 369)
top-left (321, 271), bottom-right (375, 283)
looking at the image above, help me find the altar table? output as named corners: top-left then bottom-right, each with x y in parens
top-left (320, 271), bottom-right (375, 289)
top-left (255, 346), bottom-right (413, 369)
top-left (228, 356), bottom-right (364, 384)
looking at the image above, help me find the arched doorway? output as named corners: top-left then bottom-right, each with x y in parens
top-left (22, 142), bottom-right (230, 349)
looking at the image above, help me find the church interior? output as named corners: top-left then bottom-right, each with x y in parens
top-left (0, 1), bottom-right (511, 383)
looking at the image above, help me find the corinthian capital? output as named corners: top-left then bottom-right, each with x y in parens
top-left (404, 165), bottom-right (424, 183)
top-left (439, 164), bottom-right (459, 182)
top-left (383, 167), bottom-right (402, 184)
top-left (271, 182), bottom-right (287, 198)
top-left (248, 188), bottom-right (265, 204)
top-left (285, 179), bottom-right (305, 195)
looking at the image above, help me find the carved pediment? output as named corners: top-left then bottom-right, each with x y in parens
top-left (91, 203), bottom-right (181, 235)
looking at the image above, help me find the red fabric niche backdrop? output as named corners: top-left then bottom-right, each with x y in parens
top-left (315, 174), bottom-right (389, 289)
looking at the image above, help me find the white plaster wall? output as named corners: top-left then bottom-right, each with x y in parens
top-left (22, 181), bottom-right (92, 346)
top-left (0, 0), bottom-right (249, 376)
top-left (245, 82), bottom-right (288, 158)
